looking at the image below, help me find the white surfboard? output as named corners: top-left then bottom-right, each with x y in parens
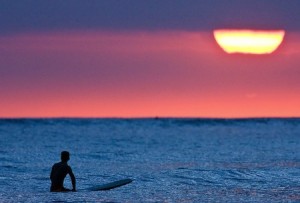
top-left (87, 178), bottom-right (133, 191)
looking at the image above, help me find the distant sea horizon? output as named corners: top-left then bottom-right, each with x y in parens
top-left (0, 116), bottom-right (300, 120)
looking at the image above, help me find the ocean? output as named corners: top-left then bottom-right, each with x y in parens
top-left (0, 118), bottom-right (299, 202)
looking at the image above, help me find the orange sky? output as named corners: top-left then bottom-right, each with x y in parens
top-left (0, 31), bottom-right (299, 118)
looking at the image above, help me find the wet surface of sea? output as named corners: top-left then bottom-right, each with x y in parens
top-left (0, 118), bottom-right (299, 202)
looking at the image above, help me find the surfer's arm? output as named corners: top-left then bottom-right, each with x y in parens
top-left (69, 167), bottom-right (76, 191)
top-left (50, 165), bottom-right (55, 181)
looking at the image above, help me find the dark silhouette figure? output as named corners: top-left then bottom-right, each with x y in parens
top-left (50, 151), bottom-right (76, 192)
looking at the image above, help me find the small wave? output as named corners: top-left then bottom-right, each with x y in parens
top-left (1, 165), bottom-right (18, 169)
top-left (33, 177), bottom-right (49, 181)
top-left (0, 118), bottom-right (57, 126)
top-left (0, 157), bottom-right (10, 162)
top-left (171, 117), bottom-right (300, 127)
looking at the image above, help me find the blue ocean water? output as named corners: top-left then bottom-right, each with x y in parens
top-left (0, 118), bottom-right (299, 202)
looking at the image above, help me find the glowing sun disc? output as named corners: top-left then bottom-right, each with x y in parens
top-left (213, 29), bottom-right (285, 54)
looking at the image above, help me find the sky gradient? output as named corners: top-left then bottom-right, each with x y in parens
top-left (1, 1), bottom-right (300, 118)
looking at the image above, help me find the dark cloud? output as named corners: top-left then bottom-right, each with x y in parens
top-left (0, 0), bottom-right (300, 34)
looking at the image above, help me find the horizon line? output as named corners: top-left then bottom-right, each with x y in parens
top-left (0, 116), bottom-right (299, 120)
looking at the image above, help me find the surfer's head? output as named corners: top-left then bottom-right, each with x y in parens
top-left (61, 151), bottom-right (70, 162)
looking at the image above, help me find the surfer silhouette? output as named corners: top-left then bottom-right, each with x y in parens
top-left (50, 151), bottom-right (76, 192)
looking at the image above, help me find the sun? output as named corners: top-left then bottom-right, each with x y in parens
top-left (213, 29), bottom-right (285, 54)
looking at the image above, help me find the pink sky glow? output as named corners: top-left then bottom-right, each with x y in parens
top-left (0, 31), bottom-right (299, 118)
